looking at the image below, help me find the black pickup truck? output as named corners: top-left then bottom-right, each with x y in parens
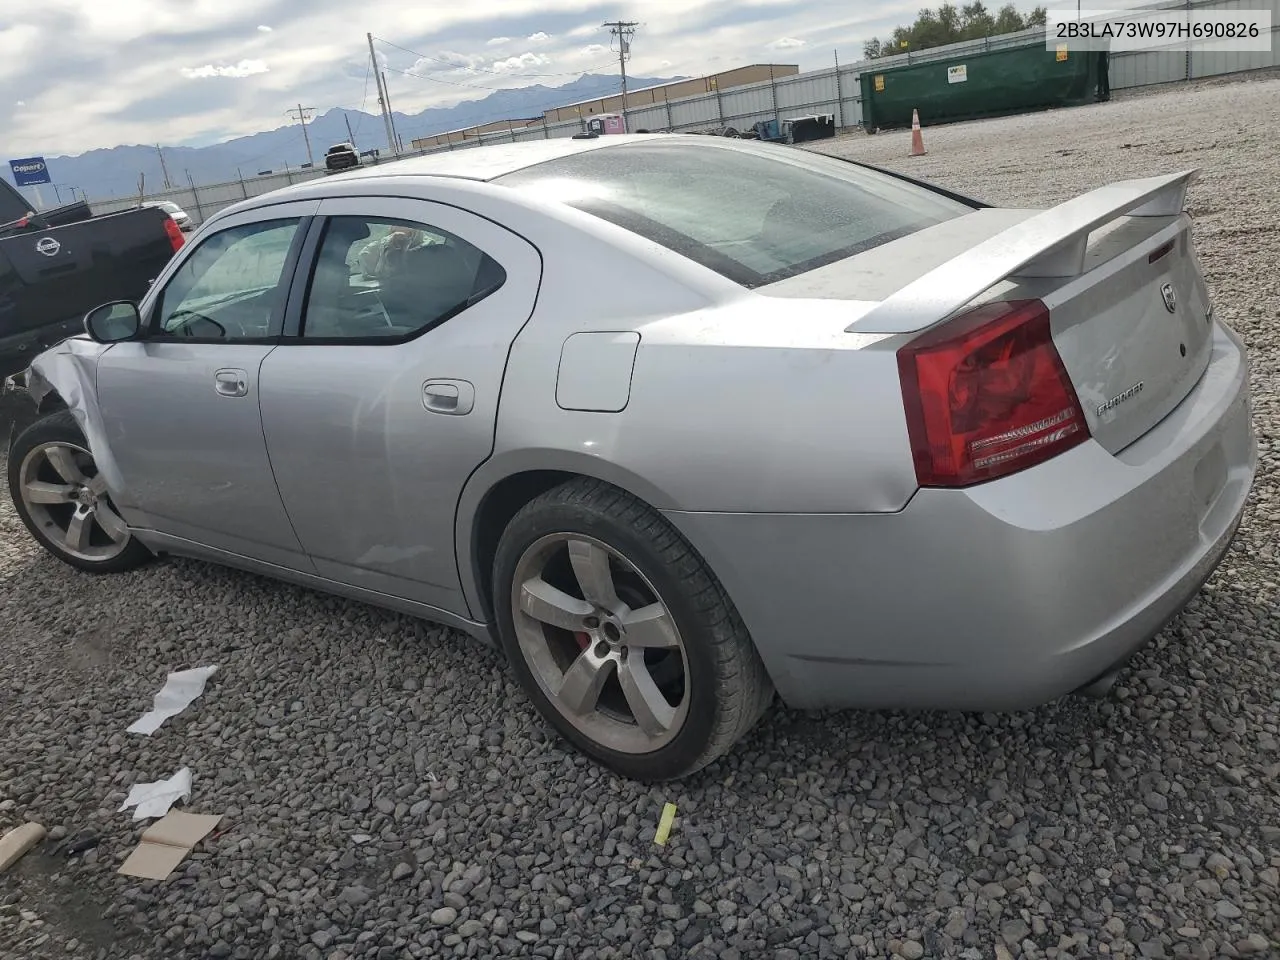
top-left (0, 176), bottom-right (185, 377)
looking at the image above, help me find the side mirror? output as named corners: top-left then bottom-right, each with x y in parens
top-left (84, 301), bottom-right (142, 343)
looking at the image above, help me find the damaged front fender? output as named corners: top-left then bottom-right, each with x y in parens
top-left (7, 338), bottom-right (131, 507)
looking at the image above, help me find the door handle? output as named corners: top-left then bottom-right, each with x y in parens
top-left (214, 368), bottom-right (248, 398)
top-left (422, 379), bottom-right (475, 416)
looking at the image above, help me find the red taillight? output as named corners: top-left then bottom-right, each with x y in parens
top-left (897, 299), bottom-right (1089, 488)
top-left (163, 216), bottom-right (185, 252)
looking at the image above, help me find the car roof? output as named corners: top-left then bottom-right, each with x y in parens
top-left (317, 133), bottom-right (678, 184)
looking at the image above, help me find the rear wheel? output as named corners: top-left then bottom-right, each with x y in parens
top-left (493, 478), bottom-right (774, 781)
top-left (7, 410), bottom-right (152, 574)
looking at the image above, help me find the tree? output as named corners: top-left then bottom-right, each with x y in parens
top-left (864, 3), bottom-right (1047, 57)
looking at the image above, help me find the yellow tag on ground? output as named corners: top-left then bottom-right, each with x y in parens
top-left (654, 802), bottom-right (677, 845)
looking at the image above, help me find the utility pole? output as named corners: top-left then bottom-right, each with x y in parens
top-left (286, 103), bottom-right (317, 166)
top-left (602, 21), bottom-right (639, 122)
top-left (381, 71), bottom-right (403, 154)
top-left (155, 144), bottom-right (173, 189)
top-left (367, 33), bottom-right (399, 155)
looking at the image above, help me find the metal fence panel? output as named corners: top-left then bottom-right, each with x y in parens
top-left (1192, 39), bottom-right (1280, 76)
top-left (627, 104), bottom-right (671, 130)
top-left (546, 119), bottom-right (583, 138)
top-left (718, 84), bottom-right (775, 121)
top-left (668, 97), bottom-right (721, 128)
top-left (1109, 50), bottom-right (1186, 87)
top-left (774, 70), bottom-right (839, 113)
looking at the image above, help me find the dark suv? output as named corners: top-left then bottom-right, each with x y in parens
top-left (324, 143), bottom-right (361, 172)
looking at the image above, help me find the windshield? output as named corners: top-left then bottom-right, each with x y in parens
top-left (495, 140), bottom-right (973, 288)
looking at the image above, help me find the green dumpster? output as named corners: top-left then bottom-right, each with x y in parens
top-left (859, 43), bottom-right (1106, 132)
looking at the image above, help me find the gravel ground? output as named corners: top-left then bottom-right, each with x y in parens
top-left (4, 72), bottom-right (1280, 960)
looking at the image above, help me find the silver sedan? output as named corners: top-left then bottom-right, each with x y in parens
top-left (5, 134), bottom-right (1257, 781)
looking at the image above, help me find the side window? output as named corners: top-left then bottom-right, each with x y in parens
top-left (151, 219), bottom-right (301, 341)
top-left (299, 215), bottom-right (507, 341)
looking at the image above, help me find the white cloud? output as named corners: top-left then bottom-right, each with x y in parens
top-left (567, 24), bottom-right (599, 38)
top-left (771, 37), bottom-right (806, 49)
top-left (527, 31), bottom-right (551, 43)
top-left (413, 47), bottom-right (557, 76)
top-left (491, 52), bottom-right (552, 72)
top-left (14, 100), bottom-right (25, 107)
top-left (180, 59), bottom-right (270, 79)
top-left (257, 24), bottom-right (273, 32)
top-left (414, 51), bottom-right (488, 74)
top-left (577, 43), bottom-right (609, 58)
top-left (486, 36), bottom-right (510, 45)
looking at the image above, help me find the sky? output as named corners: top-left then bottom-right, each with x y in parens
top-left (0, 0), bottom-right (1048, 158)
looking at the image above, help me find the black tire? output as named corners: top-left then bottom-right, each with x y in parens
top-left (492, 478), bottom-right (774, 781)
top-left (6, 409), bottom-right (152, 574)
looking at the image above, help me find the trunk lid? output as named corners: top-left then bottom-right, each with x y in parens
top-left (1036, 213), bottom-right (1212, 453)
top-left (760, 168), bottom-right (1211, 456)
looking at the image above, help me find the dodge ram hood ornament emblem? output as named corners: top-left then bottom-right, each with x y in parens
top-left (1160, 282), bottom-right (1177, 314)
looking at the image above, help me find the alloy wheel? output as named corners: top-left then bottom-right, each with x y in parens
top-left (510, 533), bottom-right (690, 754)
top-left (17, 441), bottom-right (131, 562)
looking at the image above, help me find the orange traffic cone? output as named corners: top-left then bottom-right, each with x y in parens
top-left (909, 109), bottom-right (926, 156)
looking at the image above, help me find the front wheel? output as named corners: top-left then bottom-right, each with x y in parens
top-left (7, 410), bottom-right (152, 574)
top-left (493, 478), bottom-right (774, 781)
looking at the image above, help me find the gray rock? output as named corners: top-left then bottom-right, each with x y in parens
top-left (430, 907), bottom-right (457, 927)
top-left (339, 885), bottom-right (371, 906)
top-left (1001, 920), bottom-right (1031, 945)
top-left (1235, 934), bottom-right (1270, 955)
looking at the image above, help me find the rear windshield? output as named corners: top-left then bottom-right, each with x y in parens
top-left (495, 139), bottom-right (973, 288)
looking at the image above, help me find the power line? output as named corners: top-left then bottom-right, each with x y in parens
top-left (285, 103), bottom-right (316, 166)
top-left (602, 21), bottom-right (639, 119)
top-left (353, 57), bottom-right (373, 143)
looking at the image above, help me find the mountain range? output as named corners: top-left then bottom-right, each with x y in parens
top-left (11, 73), bottom-right (680, 204)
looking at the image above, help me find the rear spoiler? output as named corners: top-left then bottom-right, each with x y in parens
top-left (846, 168), bottom-right (1198, 334)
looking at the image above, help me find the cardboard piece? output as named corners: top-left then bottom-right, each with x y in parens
top-left (0, 822), bottom-right (46, 873)
top-left (118, 810), bottom-right (223, 881)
